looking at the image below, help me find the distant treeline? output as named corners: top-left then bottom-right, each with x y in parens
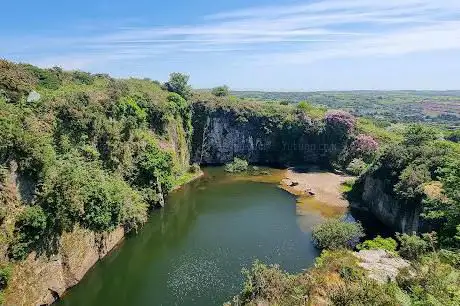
top-left (232, 91), bottom-right (460, 126)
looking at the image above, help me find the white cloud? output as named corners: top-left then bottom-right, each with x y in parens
top-left (3, 0), bottom-right (460, 70)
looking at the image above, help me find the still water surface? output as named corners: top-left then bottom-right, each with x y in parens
top-left (56, 168), bottom-right (326, 306)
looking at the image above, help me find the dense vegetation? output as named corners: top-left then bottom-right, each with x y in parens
top-left (1, 59), bottom-right (460, 305)
top-left (0, 60), bottom-right (199, 301)
top-left (232, 115), bottom-right (460, 305)
top-left (231, 244), bottom-right (460, 306)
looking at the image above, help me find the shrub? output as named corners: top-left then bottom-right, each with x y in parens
top-left (0, 264), bottom-right (11, 290)
top-left (22, 64), bottom-right (62, 90)
top-left (132, 133), bottom-right (175, 194)
top-left (71, 70), bottom-right (94, 85)
top-left (312, 219), bottom-right (365, 250)
top-left (346, 158), bottom-right (368, 175)
top-left (349, 134), bottom-right (379, 162)
top-left (211, 85), bottom-right (229, 97)
top-left (396, 256), bottom-right (460, 305)
top-left (240, 260), bottom-right (292, 303)
top-left (325, 110), bottom-right (356, 133)
top-left (357, 235), bottom-right (398, 252)
top-left (167, 92), bottom-right (188, 115)
top-left (394, 164), bottom-right (431, 200)
top-left (9, 206), bottom-right (47, 260)
top-left (0, 59), bottom-right (35, 102)
top-left (225, 157), bottom-right (249, 173)
top-left (403, 124), bottom-right (439, 146)
top-left (189, 163), bottom-right (200, 173)
top-left (113, 96), bottom-right (147, 129)
top-left (396, 233), bottom-right (428, 260)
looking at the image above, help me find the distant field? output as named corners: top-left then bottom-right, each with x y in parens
top-left (232, 91), bottom-right (460, 126)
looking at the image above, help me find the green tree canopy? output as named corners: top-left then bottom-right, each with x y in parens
top-left (211, 85), bottom-right (230, 97)
top-left (164, 72), bottom-right (192, 99)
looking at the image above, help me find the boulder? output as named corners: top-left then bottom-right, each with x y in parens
top-left (354, 249), bottom-right (410, 283)
top-left (27, 90), bottom-right (41, 103)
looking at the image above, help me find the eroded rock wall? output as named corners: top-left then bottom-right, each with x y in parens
top-left (356, 175), bottom-right (422, 233)
top-left (191, 103), bottom-right (332, 166)
top-left (4, 226), bottom-right (124, 306)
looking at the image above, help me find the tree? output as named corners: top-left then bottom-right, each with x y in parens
top-left (396, 233), bottom-right (428, 260)
top-left (403, 124), bottom-right (439, 146)
top-left (211, 85), bottom-right (230, 97)
top-left (164, 72), bottom-right (192, 99)
top-left (312, 219), bottom-right (364, 250)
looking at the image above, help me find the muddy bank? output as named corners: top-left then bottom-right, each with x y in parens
top-left (279, 168), bottom-right (354, 217)
top-left (215, 167), bottom-right (353, 218)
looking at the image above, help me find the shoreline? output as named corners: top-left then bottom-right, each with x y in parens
top-left (279, 168), bottom-right (354, 207)
top-left (279, 168), bottom-right (354, 217)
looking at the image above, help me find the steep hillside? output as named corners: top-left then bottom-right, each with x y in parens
top-left (0, 60), bottom-right (195, 304)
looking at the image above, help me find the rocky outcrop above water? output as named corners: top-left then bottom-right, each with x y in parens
top-left (4, 226), bottom-right (124, 305)
top-left (354, 249), bottom-right (410, 283)
top-left (353, 175), bottom-right (422, 233)
top-left (191, 101), bottom-right (336, 166)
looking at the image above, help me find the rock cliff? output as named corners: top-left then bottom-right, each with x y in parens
top-left (4, 226), bottom-right (124, 305)
top-left (191, 100), bottom-right (336, 166)
top-left (353, 175), bottom-right (422, 233)
top-left (2, 116), bottom-right (191, 305)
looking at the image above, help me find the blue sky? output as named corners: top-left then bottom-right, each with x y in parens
top-left (2, 0), bottom-right (460, 90)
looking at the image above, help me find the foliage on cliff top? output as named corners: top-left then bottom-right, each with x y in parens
top-left (0, 60), bottom-right (193, 261)
top-left (232, 248), bottom-right (460, 306)
top-left (354, 124), bottom-right (460, 248)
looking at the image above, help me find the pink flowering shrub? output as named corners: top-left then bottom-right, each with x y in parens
top-left (325, 110), bottom-right (356, 133)
top-left (349, 134), bottom-right (379, 162)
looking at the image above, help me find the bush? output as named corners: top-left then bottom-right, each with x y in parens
top-left (167, 92), bottom-right (188, 115)
top-left (325, 110), bottom-right (356, 134)
top-left (348, 134), bottom-right (379, 162)
top-left (133, 134), bottom-right (175, 194)
top-left (225, 157), bottom-right (249, 173)
top-left (72, 70), bottom-right (94, 85)
top-left (396, 256), bottom-right (460, 305)
top-left (396, 233), bottom-right (428, 260)
top-left (346, 158), bottom-right (368, 175)
top-left (240, 260), bottom-right (292, 303)
top-left (394, 164), bottom-right (431, 200)
top-left (312, 219), bottom-right (365, 250)
top-left (189, 163), bottom-right (200, 173)
top-left (211, 85), bottom-right (229, 97)
top-left (113, 96), bottom-right (147, 128)
top-left (0, 59), bottom-right (35, 102)
top-left (22, 64), bottom-right (62, 90)
top-left (357, 235), bottom-right (398, 252)
top-left (9, 206), bottom-right (47, 260)
top-left (0, 264), bottom-right (11, 290)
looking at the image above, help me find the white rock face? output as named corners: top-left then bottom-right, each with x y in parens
top-left (354, 249), bottom-right (410, 283)
top-left (27, 90), bottom-right (41, 103)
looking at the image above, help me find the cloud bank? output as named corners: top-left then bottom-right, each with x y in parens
top-left (2, 0), bottom-right (460, 71)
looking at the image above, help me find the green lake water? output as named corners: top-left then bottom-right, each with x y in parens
top-left (55, 168), bottom-right (325, 306)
